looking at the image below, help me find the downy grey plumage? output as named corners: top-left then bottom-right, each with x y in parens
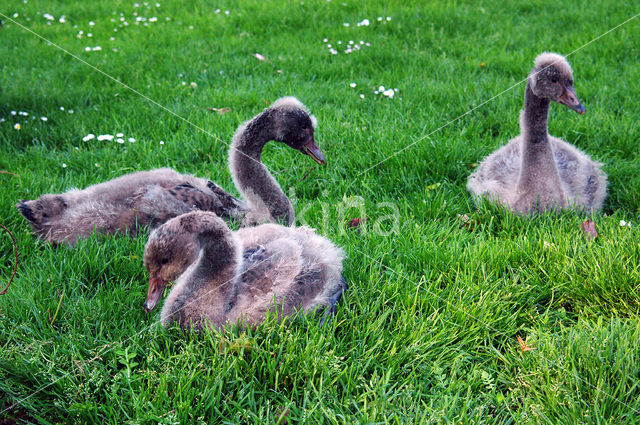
top-left (17, 97), bottom-right (326, 245)
top-left (467, 53), bottom-right (607, 214)
top-left (142, 211), bottom-right (346, 331)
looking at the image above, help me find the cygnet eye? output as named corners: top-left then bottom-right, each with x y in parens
top-left (161, 258), bottom-right (169, 265)
top-left (550, 76), bottom-right (558, 84)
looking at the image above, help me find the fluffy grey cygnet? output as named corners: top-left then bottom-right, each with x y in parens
top-left (143, 211), bottom-right (346, 331)
top-left (467, 53), bottom-right (607, 214)
top-left (17, 97), bottom-right (326, 245)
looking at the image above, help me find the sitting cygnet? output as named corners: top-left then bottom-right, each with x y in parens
top-left (143, 211), bottom-right (346, 330)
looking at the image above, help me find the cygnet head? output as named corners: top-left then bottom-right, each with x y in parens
top-left (142, 212), bottom-right (233, 312)
top-left (528, 52), bottom-right (586, 114)
top-left (269, 96), bottom-right (326, 165)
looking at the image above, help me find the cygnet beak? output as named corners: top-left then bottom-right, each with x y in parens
top-left (302, 137), bottom-right (326, 165)
top-left (144, 275), bottom-right (167, 312)
top-left (558, 86), bottom-right (586, 115)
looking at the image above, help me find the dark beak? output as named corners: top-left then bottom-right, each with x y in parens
top-left (301, 137), bottom-right (326, 165)
top-left (558, 86), bottom-right (586, 115)
top-left (144, 275), bottom-right (167, 312)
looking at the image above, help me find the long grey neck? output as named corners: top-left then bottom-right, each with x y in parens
top-left (168, 235), bottom-right (239, 327)
top-left (230, 111), bottom-right (294, 226)
top-left (517, 80), bottom-right (558, 188)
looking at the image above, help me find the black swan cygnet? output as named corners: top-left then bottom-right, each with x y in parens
top-left (17, 97), bottom-right (325, 245)
top-left (467, 53), bottom-right (607, 214)
top-left (143, 211), bottom-right (346, 330)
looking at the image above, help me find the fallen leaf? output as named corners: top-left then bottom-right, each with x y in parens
top-left (218, 337), bottom-right (253, 355)
top-left (581, 219), bottom-right (598, 241)
top-left (275, 406), bottom-right (290, 425)
top-left (457, 214), bottom-right (471, 224)
top-left (349, 217), bottom-right (368, 228)
top-left (479, 62), bottom-right (485, 67)
top-left (457, 213), bottom-right (476, 231)
top-left (517, 335), bottom-right (534, 352)
top-left (206, 107), bottom-right (231, 114)
top-left (0, 170), bottom-right (21, 178)
top-left (425, 182), bottom-right (441, 191)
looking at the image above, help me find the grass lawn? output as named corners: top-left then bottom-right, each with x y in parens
top-left (1, 0), bottom-right (640, 423)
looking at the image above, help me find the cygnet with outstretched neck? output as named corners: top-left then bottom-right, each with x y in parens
top-left (17, 97), bottom-right (326, 245)
top-left (467, 53), bottom-right (607, 214)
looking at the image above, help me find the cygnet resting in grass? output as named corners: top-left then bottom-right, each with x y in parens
top-left (142, 211), bottom-right (346, 330)
top-left (17, 97), bottom-right (326, 245)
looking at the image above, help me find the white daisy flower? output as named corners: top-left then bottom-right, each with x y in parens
top-left (82, 134), bottom-right (95, 141)
top-left (97, 134), bottom-right (114, 141)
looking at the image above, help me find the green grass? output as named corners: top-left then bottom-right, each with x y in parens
top-left (1, 0), bottom-right (640, 423)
